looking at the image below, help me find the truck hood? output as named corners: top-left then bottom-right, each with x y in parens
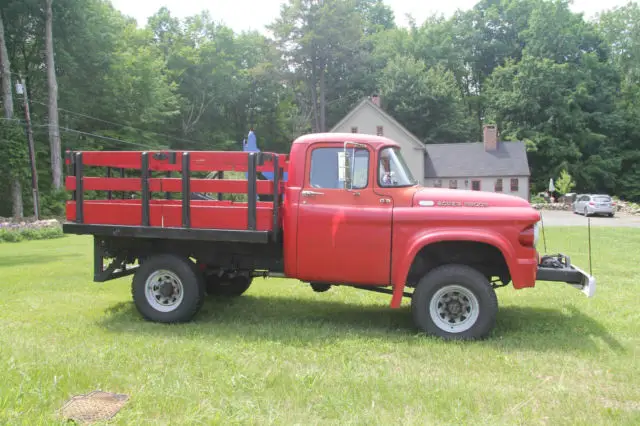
top-left (411, 187), bottom-right (533, 209)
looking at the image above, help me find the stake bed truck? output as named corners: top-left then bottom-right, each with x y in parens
top-left (62, 133), bottom-right (595, 340)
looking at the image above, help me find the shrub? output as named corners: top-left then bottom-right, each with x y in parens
top-left (0, 222), bottom-right (65, 243)
top-left (530, 194), bottom-right (546, 204)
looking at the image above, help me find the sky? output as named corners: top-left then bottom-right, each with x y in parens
top-left (109, 0), bottom-right (637, 34)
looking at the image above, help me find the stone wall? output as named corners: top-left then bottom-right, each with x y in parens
top-left (532, 201), bottom-right (640, 215)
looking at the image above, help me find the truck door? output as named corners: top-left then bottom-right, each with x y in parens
top-left (295, 142), bottom-right (393, 285)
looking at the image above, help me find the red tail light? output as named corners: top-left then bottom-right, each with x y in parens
top-left (589, 202), bottom-right (595, 206)
top-left (519, 225), bottom-right (535, 247)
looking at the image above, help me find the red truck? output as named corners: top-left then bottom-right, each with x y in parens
top-left (62, 133), bottom-right (595, 340)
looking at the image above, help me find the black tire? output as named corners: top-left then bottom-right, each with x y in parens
top-left (131, 254), bottom-right (205, 323)
top-left (206, 274), bottom-right (253, 297)
top-left (411, 264), bottom-right (498, 340)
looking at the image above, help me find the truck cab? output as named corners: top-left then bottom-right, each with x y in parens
top-left (284, 134), bottom-right (414, 286)
top-left (62, 132), bottom-right (595, 340)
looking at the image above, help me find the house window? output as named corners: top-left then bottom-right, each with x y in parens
top-left (351, 126), bottom-right (358, 133)
top-left (495, 178), bottom-right (503, 192)
top-left (433, 179), bottom-right (442, 188)
top-left (449, 179), bottom-right (457, 189)
top-left (471, 180), bottom-right (481, 191)
top-left (376, 125), bottom-right (383, 136)
top-left (510, 178), bottom-right (519, 192)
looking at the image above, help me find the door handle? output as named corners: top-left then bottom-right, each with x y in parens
top-left (302, 190), bottom-right (324, 196)
top-left (379, 198), bottom-right (391, 204)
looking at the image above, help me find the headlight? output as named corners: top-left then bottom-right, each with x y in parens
top-left (533, 221), bottom-right (540, 248)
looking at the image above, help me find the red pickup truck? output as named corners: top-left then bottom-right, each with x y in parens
top-left (62, 132), bottom-right (595, 340)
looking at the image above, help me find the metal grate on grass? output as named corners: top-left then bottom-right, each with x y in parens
top-left (60, 390), bottom-right (129, 424)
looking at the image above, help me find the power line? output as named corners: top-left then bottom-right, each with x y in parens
top-left (34, 123), bottom-right (162, 149)
top-left (58, 126), bottom-right (164, 149)
top-left (29, 99), bottom-right (207, 147)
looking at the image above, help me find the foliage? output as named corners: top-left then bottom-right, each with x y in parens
top-left (39, 188), bottom-right (68, 217)
top-left (2, 0), bottom-right (640, 217)
top-left (555, 169), bottom-right (576, 194)
top-left (0, 121), bottom-right (29, 180)
top-left (0, 222), bottom-right (64, 242)
top-left (529, 193), bottom-right (546, 204)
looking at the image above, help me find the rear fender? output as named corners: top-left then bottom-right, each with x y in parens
top-left (390, 229), bottom-right (516, 308)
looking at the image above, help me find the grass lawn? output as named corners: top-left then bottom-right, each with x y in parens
top-left (1, 227), bottom-right (639, 425)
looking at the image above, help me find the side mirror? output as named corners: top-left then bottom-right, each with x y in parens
top-left (340, 141), bottom-right (367, 190)
top-left (338, 151), bottom-right (351, 190)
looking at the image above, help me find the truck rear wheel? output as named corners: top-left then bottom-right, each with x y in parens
top-left (206, 274), bottom-right (253, 297)
top-left (131, 254), bottom-right (205, 323)
top-left (411, 264), bottom-right (498, 340)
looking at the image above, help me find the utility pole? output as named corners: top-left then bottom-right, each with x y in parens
top-left (16, 76), bottom-right (40, 219)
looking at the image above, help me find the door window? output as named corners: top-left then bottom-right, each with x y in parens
top-left (310, 146), bottom-right (369, 189)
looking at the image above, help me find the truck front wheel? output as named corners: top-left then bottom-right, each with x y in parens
top-left (411, 264), bottom-right (498, 340)
top-left (131, 254), bottom-right (205, 323)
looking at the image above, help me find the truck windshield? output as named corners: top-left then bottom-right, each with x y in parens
top-left (378, 146), bottom-right (417, 187)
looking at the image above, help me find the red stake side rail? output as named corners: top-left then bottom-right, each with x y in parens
top-left (63, 149), bottom-right (288, 244)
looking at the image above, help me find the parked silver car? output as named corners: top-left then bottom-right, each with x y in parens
top-left (573, 194), bottom-right (616, 217)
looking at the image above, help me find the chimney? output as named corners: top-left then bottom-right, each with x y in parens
top-left (483, 124), bottom-right (498, 151)
top-left (371, 94), bottom-right (381, 107)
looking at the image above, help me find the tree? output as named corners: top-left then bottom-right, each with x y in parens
top-left (269, 0), bottom-right (363, 132)
top-left (45, 0), bottom-right (62, 190)
top-left (0, 7), bottom-right (24, 219)
top-left (378, 57), bottom-right (474, 143)
top-left (555, 169), bottom-right (576, 194)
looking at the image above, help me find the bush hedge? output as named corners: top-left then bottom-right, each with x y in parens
top-left (0, 220), bottom-right (65, 243)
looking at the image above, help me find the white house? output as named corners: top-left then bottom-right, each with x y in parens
top-left (330, 96), bottom-right (531, 200)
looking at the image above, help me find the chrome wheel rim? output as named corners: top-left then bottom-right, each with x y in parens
top-left (145, 269), bottom-right (184, 312)
top-left (429, 285), bottom-right (480, 333)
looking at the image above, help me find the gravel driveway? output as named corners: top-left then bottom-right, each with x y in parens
top-left (538, 210), bottom-right (640, 228)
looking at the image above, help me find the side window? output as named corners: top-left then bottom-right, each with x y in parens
top-left (378, 146), bottom-right (416, 187)
top-left (309, 147), bottom-right (369, 189)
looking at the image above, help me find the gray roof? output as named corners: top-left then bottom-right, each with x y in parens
top-left (424, 141), bottom-right (530, 178)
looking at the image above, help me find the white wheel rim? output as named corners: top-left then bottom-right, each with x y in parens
top-left (429, 284), bottom-right (480, 333)
top-left (145, 269), bottom-right (184, 312)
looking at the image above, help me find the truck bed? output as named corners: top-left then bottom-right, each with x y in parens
top-left (63, 149), bottom-right (287, 244)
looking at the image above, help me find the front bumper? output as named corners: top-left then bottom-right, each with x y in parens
top-left (536, 253), bottom-right (596, 297)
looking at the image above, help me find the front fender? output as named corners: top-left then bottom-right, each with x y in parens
top-left (390, 228), bottom-right (517, 308)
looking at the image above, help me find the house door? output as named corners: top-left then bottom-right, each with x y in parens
top-left (295, 143), bottom-right (393, 285)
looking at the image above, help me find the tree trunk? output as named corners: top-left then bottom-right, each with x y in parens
top-left (319, 62), bottom-right (326, 132)
top-left (0, 13), bottom-right (13, 119)
top-left (11, 178), bottom-right (23, 218)
top-left (46, 0), bottom-right (62, 189)
top-left (0, 11), bottom-right (24, 219)
top-left (309, 56), bottom-right (320, 133)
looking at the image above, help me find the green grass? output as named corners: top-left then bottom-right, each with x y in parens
top-left (1, 227), bottom-right (639, 425)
